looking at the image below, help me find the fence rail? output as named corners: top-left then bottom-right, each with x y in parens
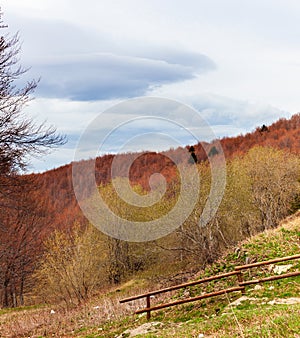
top-left (234, 254), bottom-right (300, 289)
top-left (120, 270), bottom-right (240, 303)
top-left (235, 254), bottom-right (300, 270)
top-left (135, 287), bottom-right (244, 316)
top-left (120, 254), bottom-right (300, 320)
top-left (239, 271), bottom-right (300, 286)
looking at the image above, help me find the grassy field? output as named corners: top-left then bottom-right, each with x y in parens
top-left (0, 214), bottom-right (299, 337)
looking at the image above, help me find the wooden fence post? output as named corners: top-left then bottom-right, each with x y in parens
top-left (146, 295), bottom-right (151, 320)
top-left (237, 270), bottom-right (245, 295)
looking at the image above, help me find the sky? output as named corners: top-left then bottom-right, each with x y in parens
top-left (1, 0), bottom-right (300, 172)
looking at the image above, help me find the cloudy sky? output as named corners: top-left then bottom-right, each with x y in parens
top-left (1, 0), bottom-right (300, 172)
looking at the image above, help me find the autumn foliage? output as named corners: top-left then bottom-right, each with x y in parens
top-left (29, 114), bottom-right (300, 232)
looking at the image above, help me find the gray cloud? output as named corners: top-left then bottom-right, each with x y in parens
top-left (4, 0), bottom-right (294, 174)
top-left (187, 94), bottom-right (287, 135)
top-left (8, 16), bottom-right (215, 101)
top-left (30, 51), bottom-right (214, 101)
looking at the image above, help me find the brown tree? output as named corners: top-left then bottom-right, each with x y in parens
top-left (34, 223), bottom-right (107, 307)
top-left (0, 10), bottom-right (65, 178)
top-left (0, 185), bottom-right (48, 307)
top-left (244, 146), bottom-right (300, 229)
top-left (0, 9), bottom-right (65, 307)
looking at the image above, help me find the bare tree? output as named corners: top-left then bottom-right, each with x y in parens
top-left (0, 187), bottom-right (48, 307)
top-left (158, 148), bottom-right (300, 265)
top-left (0, 10), bottom-right (65, 177)
top-left (34, 224), bottom-right (107, 307)
top-left (0, 10), bottom-right (65, 307)
top-left (244, 146), bottom-right (300, 229)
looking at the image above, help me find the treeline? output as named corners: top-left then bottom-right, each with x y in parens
top-left (31, 113), bottom-right (300, 232)
top-left (219, 114), bottom-right (300, 157)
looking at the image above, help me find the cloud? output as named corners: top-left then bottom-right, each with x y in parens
top-left (145, 89), bottom-right (288, 134)
top-left (5, 14), bottom-right (215, 101)
top-left (5, 0), bottom-right (296, 173)
top-left (28, 51), bottom-right (214, 101)
top-left (188, 94), bottom-right (288, 130)
top-left (71, 97), bottom-right (221, 163)
top-left (28, 145), bottom-right (75, 173)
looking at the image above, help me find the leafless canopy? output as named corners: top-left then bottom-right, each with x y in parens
top-left (0, 12), bottom-right (65, 175)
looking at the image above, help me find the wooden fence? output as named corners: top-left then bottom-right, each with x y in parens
top-left (120, 254), bottom-right (300, 320)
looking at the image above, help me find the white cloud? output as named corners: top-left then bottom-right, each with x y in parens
top-left (28, 147), bottom-right (75, 173)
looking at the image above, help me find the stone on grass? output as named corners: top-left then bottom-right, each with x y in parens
top-left (273, 264), bottom-right (293, 275)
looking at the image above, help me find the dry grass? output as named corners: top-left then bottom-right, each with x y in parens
top-left (0, 292), bottom-right (135, 337)
top-left (0, 278), bottom-right (173, 337)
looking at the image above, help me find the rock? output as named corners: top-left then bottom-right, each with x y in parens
top-left (198, 334), bottom-right (205, 338)
top-left (228, 296), bottom-right (249, 306)
top-left (227, 296), bottom-right (263, 307)
top-left (50, 309), bottom-right (55, 314)
top-left (116, 322), bottom-right (163, 337)
top-left (183, 289), bottom-right (190, 297)
top-left (268, 297), bottom-right (300, 305)
top-left (273, 264), bottom-right (293, 274)
top-left (254, 285), bottom-right (262, 290)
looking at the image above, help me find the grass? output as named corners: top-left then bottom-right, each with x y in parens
top-left (0, 304), bottom-right (45, 316)
top-left (72, 302), bottom-right (300, 337)
top-left (158, 303), bottom-right (300, 338)
top-left (0, 214), bottom-right (299, 337)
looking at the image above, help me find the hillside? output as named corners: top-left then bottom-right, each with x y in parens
top-left (1, 113), bottom-right (298, 311)
top-left (0, 212), bottom-right (299, 337)
top-left (31, 113), bottom-right (300, 231)
top-left (219, 113), bottom-right (300, 157)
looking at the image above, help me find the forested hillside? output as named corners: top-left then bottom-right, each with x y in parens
top-left (31, 113), bottom-right (300, 231)
top-left (1, 113), bottom-right (299, 309)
